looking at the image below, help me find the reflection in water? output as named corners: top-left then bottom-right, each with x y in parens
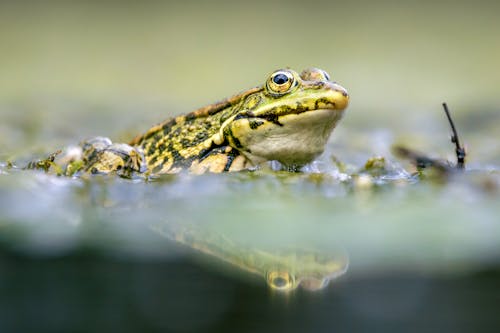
top-left (153, 222), bottom-right (349, 292)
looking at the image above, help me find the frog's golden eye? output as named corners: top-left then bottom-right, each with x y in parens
top-left (320, 69), bottom-right (330, 81)
top-left (266, 70), bottom-right (296, 96)
top-left (266, 271), bottom-right (296, 291)
top-left (300, 68), bottom-right (331, 81)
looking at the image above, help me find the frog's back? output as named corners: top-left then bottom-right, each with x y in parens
top-left (129, 87), bottom-right (261, 174)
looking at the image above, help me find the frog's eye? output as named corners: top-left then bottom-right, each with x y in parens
top-left (266, 270), bottom-right (296, 291)
top-left (300, 68), bottom-right (331, 81)
top-left (266, 70), bottom-right (296, 96)
top-left (299, 277), bottom-right (329, 291)
top-left (320, 70), bottom-right (331, 81)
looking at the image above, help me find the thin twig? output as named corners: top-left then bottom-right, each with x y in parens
top-left (442, 103), bottom-right (466, 169)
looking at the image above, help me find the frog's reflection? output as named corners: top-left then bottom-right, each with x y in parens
top-left (154, 223), bottom-right (348, 292)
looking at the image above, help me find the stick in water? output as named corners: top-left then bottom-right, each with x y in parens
top-left (442, 103), bottom-right (466, 169)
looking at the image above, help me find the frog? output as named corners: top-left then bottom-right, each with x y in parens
top-left (154, 223), bottom-right (349, 292)
top-left (71, 67), bottom-right (349, 176)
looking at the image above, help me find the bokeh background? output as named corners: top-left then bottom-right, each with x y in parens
top-left (1, 0), bottom-right (500, 156)
top-left (1, 1), bottom-right (499, 332)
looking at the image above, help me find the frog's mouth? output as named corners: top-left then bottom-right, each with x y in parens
top-left (253, 84), bottom-right (349, 123)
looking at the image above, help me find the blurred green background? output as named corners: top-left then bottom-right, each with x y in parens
top-left (1, 1), bottom-right (500, 332)
top-left (1, 0), bottom-right (500, 107)
top-left (1, 0), bottom-right (499, 138)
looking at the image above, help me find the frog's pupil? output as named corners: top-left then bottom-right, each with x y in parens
top-left (273, 277), bottom-right (288, 287)
top-left (273, 74), bottom-right (288, 85)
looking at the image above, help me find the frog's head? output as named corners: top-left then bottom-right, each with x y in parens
top-left (158, 224), bottom-right (349, 292)
top-left (215, 68), bottom-right (349, 167)
top-left (264, 249), bottom-right (349, 292)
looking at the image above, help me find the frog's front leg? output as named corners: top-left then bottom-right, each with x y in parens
top-left (189, 145), bottom-right (251, 174)
top-left (80, 137), bottom-right (147, 177)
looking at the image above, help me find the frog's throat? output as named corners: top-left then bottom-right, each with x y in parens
top-left (215, 107), bottom-right (344, 166)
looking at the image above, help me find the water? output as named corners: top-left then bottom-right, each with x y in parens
top-left (0, 162), bottom-right (499, 332)
top-left (1, 101), bottom-right (499, 333)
